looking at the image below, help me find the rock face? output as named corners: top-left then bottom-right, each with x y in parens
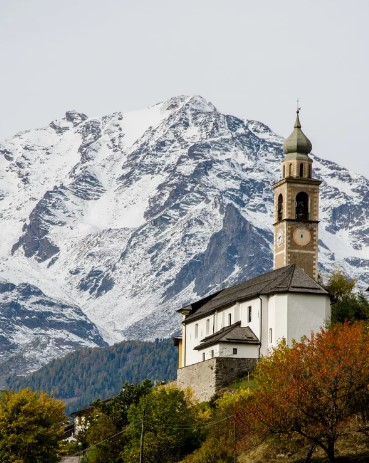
top-left (1, 95), bottom-right (369, 376)
top-left (165, 204), bottom-right (272, 299)
top-left (0, 280), bottom-right (106, 384)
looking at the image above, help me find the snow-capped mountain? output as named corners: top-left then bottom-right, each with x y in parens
top-left (0, 280), bottom-right (106, 383)
top-left (1, 95), bottom-right (368, 377)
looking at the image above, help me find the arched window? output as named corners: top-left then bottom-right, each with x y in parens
top-left (289, 164), bottom-right (293, 176)
top-left (295, 192), bottom-right (309, 220)
top-left (299, 163), bottom-right (304, 177)
top-left (277, 194), bottom-right (283, 221)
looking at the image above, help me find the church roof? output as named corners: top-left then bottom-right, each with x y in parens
top-left (180, 265), bottom-right (329, 323)
top-left (194, 321), bottom-right (259, 350)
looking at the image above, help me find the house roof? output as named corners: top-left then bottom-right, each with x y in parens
top-left (181, 264), bottom-right (329, 323)
top-left (194, 321), bottom-right (259, 350)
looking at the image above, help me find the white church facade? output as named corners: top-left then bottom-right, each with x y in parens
top-left (175, 109), bottom-right (332, 401)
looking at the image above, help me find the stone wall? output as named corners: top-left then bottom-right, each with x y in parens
top-left (177, 357), bottom-right (257, 402)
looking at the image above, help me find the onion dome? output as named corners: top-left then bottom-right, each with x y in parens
top-left (283, 109), bottom-right (312, 156)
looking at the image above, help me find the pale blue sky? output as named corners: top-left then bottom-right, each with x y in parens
top-left (1, 0), bottom-right (368, 177)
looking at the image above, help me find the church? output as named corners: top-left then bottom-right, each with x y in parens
top-left (174, 110), bottom-right (332, 402)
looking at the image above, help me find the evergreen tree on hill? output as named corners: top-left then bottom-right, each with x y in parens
top-left (6, 339), bottom-right (177, 415)
top-left (327, 269), bottom-right (369, 324)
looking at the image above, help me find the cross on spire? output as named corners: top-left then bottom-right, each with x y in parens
top-left (297, 98), bottom-right (301, 113)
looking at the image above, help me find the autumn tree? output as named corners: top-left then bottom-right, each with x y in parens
top-left (250, 323), bottom-right (369, 463)
top-left (0, 388), bottom-right (67, 463)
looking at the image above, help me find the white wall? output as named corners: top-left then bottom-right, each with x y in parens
top-left (286, 293), bottom-right (331, 343)
top-left (214, 303), bottom-right (240, 331)
top-left (185, 342), bottom-right (259, 366)
top-left (183, 297), bottom-right (262, 366)
top-left (217, 342), bottom-right (259, 359)
top-left (184, 316), bottom-right (216, 365)
top-left (182, 321), bottom-right (211, 365)
top-left (267, 294), bottom-right (288, 352)
top-left (261, 293), bottom-right (330, 354)
top-left (239, 299), bottom-right (261, 339)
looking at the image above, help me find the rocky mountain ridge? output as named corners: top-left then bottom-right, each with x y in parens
top-left (1, 95), bottom-right (368, 378)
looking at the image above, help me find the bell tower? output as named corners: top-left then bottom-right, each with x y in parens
top-left (272, 109), bottom-right (321, 280)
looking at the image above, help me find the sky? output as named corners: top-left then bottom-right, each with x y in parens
top-left (1, 0), bottom-right (368, 178)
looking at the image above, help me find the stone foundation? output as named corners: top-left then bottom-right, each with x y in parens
top-left (177, 357), bottom-right (257, 402)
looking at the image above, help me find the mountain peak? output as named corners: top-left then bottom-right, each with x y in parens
top-left (49, 110), bottom-right (88, 134)
top-left (159, 95), bottom-right (217, 114)
top-left (65, 110), bottom-right (88, 126)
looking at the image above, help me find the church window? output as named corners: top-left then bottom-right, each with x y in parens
top-left (195, 323), bottom-right (198, 339)
top-left (277, 194), bottom-right (283, 221)
top-left (206, 319), bottom-right (210, 334)
top-left (228, 313), bottom-right (232, 326)
top-left (299, 163), bottom-right (304, 177)
top-left (202, 353), bottom-right (205, 361)
top-left (211, 350), bottom-right (214, 358)
top-left (289, 163), bottom-right (293, 176)
top-left (248, 306), bottom-right (252, 323)
top-left (309, 164), bottom-right (312, 178)
top-left (295, 192), bottom-right (309, 220)
top-left (269, 328), bottom-right (273, 343)
top-left (233, 348), bottom-right (238, 355)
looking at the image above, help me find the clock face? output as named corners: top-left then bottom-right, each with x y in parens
top-left (293, 227), bottom-right (311, 246)
top-left (277, 229), bottom-right (283, 247)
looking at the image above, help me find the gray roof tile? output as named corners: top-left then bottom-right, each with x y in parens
top-left (194, 321), bottom-right (259, 350)
top-left (182, 265), bottom-right (328, 323)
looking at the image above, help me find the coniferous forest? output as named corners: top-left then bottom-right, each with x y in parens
top-left (6, 338), bottom-right (178, 415)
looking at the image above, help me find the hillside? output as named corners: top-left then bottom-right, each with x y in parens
top-left (6, 338), bottom-right (177, 415)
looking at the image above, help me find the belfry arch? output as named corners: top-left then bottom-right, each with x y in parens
top-left (299, 163), bottom-right (304, 177)
top-left (295, 192), bottom-right (309, 220)
top-left (277, 194), bottom-right (283, 221)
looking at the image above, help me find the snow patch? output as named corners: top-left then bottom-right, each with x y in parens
top-left (121, 103), bottom-right (169, 148)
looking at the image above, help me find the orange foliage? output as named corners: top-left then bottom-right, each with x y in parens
top-left (250, 323), bottom-right (369, 463)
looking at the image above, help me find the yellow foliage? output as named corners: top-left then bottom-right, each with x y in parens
top-left (216, 387), bottom-right (253, 412)
top-left (0, 388), bottom-right (67, 463)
